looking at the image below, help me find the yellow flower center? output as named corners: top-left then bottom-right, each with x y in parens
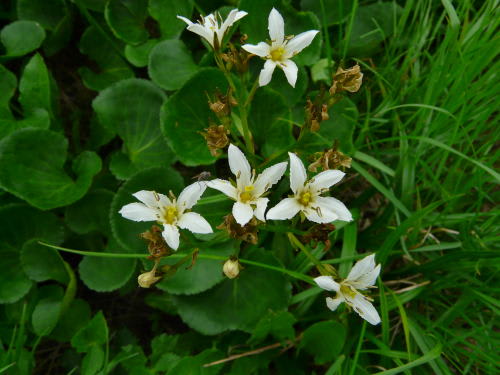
top-left (270, 47), bottom-right (285, 61)
top-left (239, 185), bottom-right (254, 203)
top-left (298, 191), bottom-right (312, 206)
top-left (163, 206), bottom-right (178, 224)
top-left (340, 284), bottom-right (357, 299)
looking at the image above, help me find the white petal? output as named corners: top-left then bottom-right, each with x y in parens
top-left (314, 276), bottom-right (340, 292)
top-left (254, 197), bottom-right (269, 221)
top-left (308, 169), bottom-right (345, 192)
top-left (177, 182), bottom-right (206, 211)
top-left (206, 179), bottom-right (238, 200)
top-left (326, 296), bottom-right (344, 311)
top-left (176, 15), bottom-right (194, 26)
top-left (228, 144), bottom-right (252, 188)
top-left (266, 198), bottom-right (301, 220)
top-left (351, 264), bottom-right (381, 290)
top-left (280, 59), bottom-right (298, 87)
top-left (177, 212), bottom-right (213, 234)
top-left (253, 161), bottom-right (288, 197)
top-left (219, 9), bottom-right (248, 37)
top-left (268, 8), bottom-right (285, 46)
top-left (347, 254), bottom-right (376, 283)
top-left (304, 204), bottom-right (338, 224)
top-left (242, 42), bottom-right (270, 57)
top-left (162, 224), bottom-right (180, 250)
top-left (119, 203), bottom-right (158, 222)
top-left (284, 30), bottom-right (319, 57)
top-left (232, 201), bottom-right (254, 226)
top-left (314, 196), bottom-right (352, 222)
top-left (288, 152), bottom-right (307, 194)
top-left (259, 59), bottom-right (277, 86)
top-left (187, 23), bottom-right (214, 46)
top-left (132, 190), bottom-right (160, 208)
top-left (346, 293), bottom-right (381, 325)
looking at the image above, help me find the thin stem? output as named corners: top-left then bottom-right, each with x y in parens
top-left (319, 0), bottom-right (333, 73)
top-left (39, 242), bottom-right (313, 284)
top-left (244, 77), bottom-right (260, 108)
top-left (287, 232), bottom-right (320, 267)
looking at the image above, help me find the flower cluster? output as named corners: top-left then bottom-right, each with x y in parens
top-left (178, 7), bottom-right (318, 88)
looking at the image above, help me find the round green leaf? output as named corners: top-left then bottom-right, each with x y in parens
top-left (79, 26), bottom-right (134, 91)
top-left (17, 0), bottom-right (67, 30)
top-left (105, 0), bottom-right (149, 45)
top-left (93, 78), bottom-right (174, 179)
top-left (148, 40), bottom-right (199, 91)
top-left (0, 204), bottom-right (63, 249)
top-left (148, 0), bottom-right (193, 39)
top-left (125, 39), bottom-right (159, 67)
top-left (0, 109), bottom-right (50, 139)
top-left (71, 311), bottom-right (108, 352)
top-left (1, 21), bottom-right (45, 57)
top-left (156, 241), bottom-right (235, 295)
top-left (32, 296), bottom-right (62, 336)
top-left (172, 249), bottom-right (292, 335)
top-left (65, 189), bottom-right (114, 235)
top-left (249, 88), bottom-right (292, 158)
top-left (110, 167), bottom-right (184, 252)
top-left (161, 68), bottom-right (228, 166)
top-left (300, 321), bottom-right (346, 364)
top-left (0, 249), bottom-right (32, 303)
top-left (79, 238), bottom-right (136, 292)
top-left (0, 128), bottom-right (102, 210)
top-left (51, 298), bottom-right (91, 342)
top-left (21, 240), bottom-right (68, 284)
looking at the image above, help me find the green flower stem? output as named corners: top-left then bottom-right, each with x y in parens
top-left (287, 232), bottom-right (332, 276)
top-left (244, 77), bottom-right (260, 108)
top-left (39, 242), bottom-right (313, 284)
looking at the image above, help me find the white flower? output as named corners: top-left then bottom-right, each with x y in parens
top-left (119, 182), bottom-right (212, 250)
top-left (266, 153), bottom-right (352, 223)
top-left (207, 144), bottom-right (287, 226)
top-left (314, 254), bottom-right (381, 325)
top-left (242, 8), bottom-right (319, 87)
top-left (177, 9), bottom-right (248, 49)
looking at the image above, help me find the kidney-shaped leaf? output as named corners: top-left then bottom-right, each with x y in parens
top-left (0, 128), bottom-right (102, 210)
top-left (173, 249), bottom-right (291, 335)
top-left (105, 0), bottom-right (149, 45)
top-left (299, 320), bottom-right (346, 364)
top-left (161, 68), bottom-right (228, 166)
top-left (1, 20), bottom-right (45, 57)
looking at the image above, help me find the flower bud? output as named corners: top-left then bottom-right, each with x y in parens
top-left (137, 270), bottom-right (162, 288)
top-left (223, 257), bottom-right (241, 279)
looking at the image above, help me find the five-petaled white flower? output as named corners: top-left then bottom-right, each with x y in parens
top-left (314, 254), bottom-right (381, 325)
top-left (177, 9), bottom-right (248, 49)
top-left (119, 182), bottom-right (212, 250)
top-left (242, 8), bottom-right (319, 87)
top-left (266, 153), bottom-right (352, 223)
top-left (207, 144), bottom-right (287, 226)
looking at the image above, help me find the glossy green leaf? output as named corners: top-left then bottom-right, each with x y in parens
top-left (169, 348), bottom-right (223, 375)
top-left (345, 2), bottom-right (403, 56)
top-left (125, 38), bottom-right (159, 67)
top-left (0, 64), bottom-right (16, 119)
top-left (1, 21), bottom-right (45, 57)
top-left (0, 109), bottom-right (50, 139)
top-left (110, 167), bottom-right (184, 252)
top-left (156, 241), bottom-right (235, 295)
top-left (51, 298), bottom-right (91, 342)
top-left (268, 65), bottom-right (309, 107)
top-left (161, 68), bottom-right (228, 166)
top-left (93, 78), bottom-right (174, 180)
top-left (65, 189), bottom-right (114, 235)
top-left (21, 240), bottom-right (68, 284)
top-left (71, 311), bottom-right (108, 352)
top-left (249, 310), bottom-right (296, 344)
top-left (17, 0), bottom-right (67, 30)
top-left (0, 128), bottom-right (102, 210)
top-left (0, 249), bottom-right (33, 304)
top-left (18, 54), bottom-right (53, 118)
top-left (105, 0), bottom-right (149, 45)
top-left (81, 345), bottom-right (105, 375)
top-left (148, 39), bottom-right (199, 91)
top-left (148, 0), bottom-right (193, 39)
top-left (32, 296), bottom-right (62, 336)
top-left (300, 0), bottom-right (353, 25)
top-left (79, 238), bottom-right (137, 292)
top-left (79, 26), bottom-right (133, 90)
top-left (173, 249), bottom-right (291, 334)
top-left (249, 87), bottom-right (292, 157)
top-left (300, 321), bottom-right (346, 364)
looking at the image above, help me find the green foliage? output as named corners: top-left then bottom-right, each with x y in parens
top-left (0, 0), bottom-right (497, 374)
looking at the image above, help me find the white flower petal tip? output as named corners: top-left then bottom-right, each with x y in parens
top-left (119, 203), bottom-right (158, 222)
top-left (249, 8), bottom-right (318, 86)
top-left (177, 9), bottom-right (247, 49)
top-left (314, 276), bottom-right (340, 292)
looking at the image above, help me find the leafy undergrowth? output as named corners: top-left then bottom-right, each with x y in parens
top-left (0, 0), bottom-right (498, 374)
